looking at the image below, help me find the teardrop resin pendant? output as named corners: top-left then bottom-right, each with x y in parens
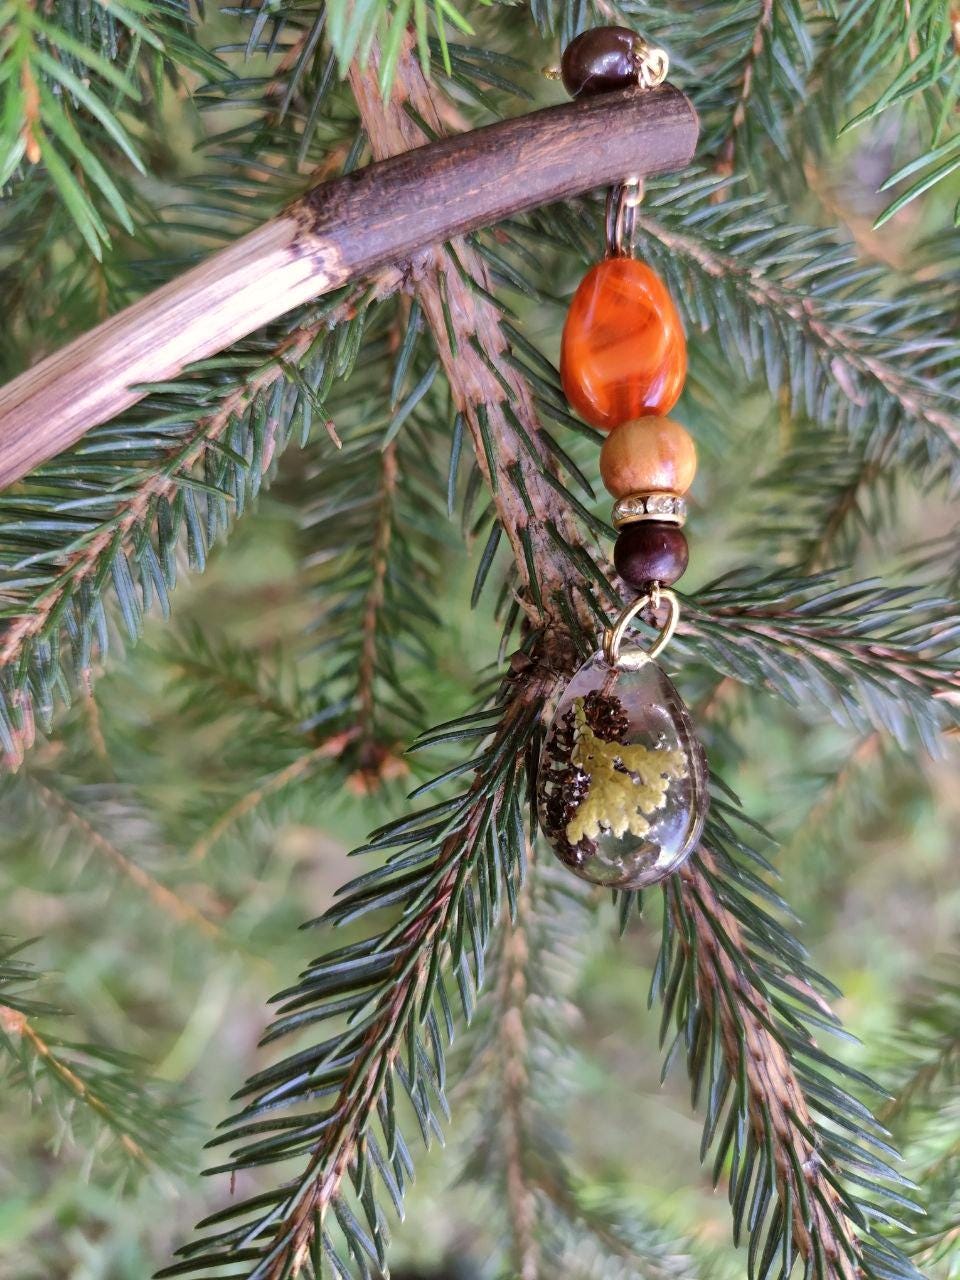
top-left (537, 653), bottom-right (708, 889)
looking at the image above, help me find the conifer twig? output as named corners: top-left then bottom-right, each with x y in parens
top-left (356, 443), bottom-right (399, 751)
top-left (496, 879), bottom-right (541, 1280)
top-left (30, 779), bottom-right (225, 943)
top-left (1, 941), bottom-right (188, 1170)
top-left (1, 1005), bottom-right (151, 1166)
top-left (717, 0), bottom-right (776, 172)
top-left (348, 42), bottom-right (596, 632)
top-left (634, 207), bottom-right (960, 452)
top-left (0, 277), bottom-right (398, 772)
top-left (673, 848), bottom-right (861, 1278)
top-left (189, 731), bottom-right (359, 863)
top-left (167, 661), bottom-right (556, 1279)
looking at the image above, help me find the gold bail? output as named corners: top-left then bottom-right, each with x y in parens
top-left (602, 586), bottom-right (680, 671)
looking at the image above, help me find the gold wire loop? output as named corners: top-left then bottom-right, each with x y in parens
top-left (602, 587), bottom-right (679, 670)
top-left (636, 42), bottom-right (669, 89)
top-left (605, 176), bottom-right (644, 257)
top-left (601, 39), bottom-right (666, 258)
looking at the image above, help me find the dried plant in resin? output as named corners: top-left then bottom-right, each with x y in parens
top-left (537, 655), bottom-right (708, 889)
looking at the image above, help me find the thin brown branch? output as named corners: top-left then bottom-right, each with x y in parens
top-left (532, 1170), bottom-right (688, 1280)
top-left (348, 42), bottom-right (595, 634)
top-left (29, 778), bottom-right (225, 943)
top-left (717, 0), bottom-right (775, 174)
top-left (881, 1037), bottom-right (960, 1127)
top-left (802, 449), bottom-right (887, 574)
top-left (496, 877), bottom-right (541, 1280)
top-left (189, 731), bottom-right (359, 863)
top-left (342, 435), bottom-right (414, 793)
top-left (795, 732), bottom-right (882, 840)
top-left (676, 849), bottom-right (861, 1278)
top-left (0, 1006), bottom-right (150, 1165)
top-left (80, 671), bottom-right (111, 769)
top-left (357, 442), bottom-right (398, 740)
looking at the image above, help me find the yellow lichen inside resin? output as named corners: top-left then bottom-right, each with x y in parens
top-left (565, 698), bottom-right (687, 844)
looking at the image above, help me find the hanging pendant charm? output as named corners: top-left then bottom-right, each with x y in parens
top-left (537, 590), bottom-right (709, 890)
top-left (541, 28), bottom-right (705, 889)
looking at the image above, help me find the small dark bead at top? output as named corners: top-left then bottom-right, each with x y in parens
top-left (561, 26), bottom-right (645, 99)
top-left (613, 521), bottom-right (689, 590)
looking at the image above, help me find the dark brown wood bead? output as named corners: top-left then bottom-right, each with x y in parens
top-left (561, 27), bottom-right (646, 98)
top-left (613, 521), bottom-right (689, 588)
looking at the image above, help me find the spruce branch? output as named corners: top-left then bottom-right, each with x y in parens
top-left (348, 37), bottom-right (600, 635)
top-left (455, 849), bottom-right (701, 1280)
top-left (671, 847), bottom-right (858, 1278)
top-left (628, 183), bottom-right (960, 458)
top-left (0, 274), bottom-right (400, 774)
top-left (0, 938), bottom-right (189, 1171)
top-left (162, 659), bottom-right (555, 1280)
top-left (494, 875), bottom-right (542, 1280)
top-left (15, 776), bottom-right (226, 944)
top-left (356, 441), bottom-right (400, 750)
top-left (880, 964), bottom-right (960, 1128)
top-left (188, 733), bottom-right (359, 864)
top-left (0, 0), bottom-right (219, 256)
top-left (658, 806), bottom-right (924, 1280)
top-left (459, 859), bottom-right (698, 1280)
top-left (161, 629), bottom-right (373, 857)
top-left (715, 0), bottom-right (775, 173)
top-left (874, 960), bottom-right (960, 1272)
top-left (826, 0), bottom-right (960, 225)
top-left (290, 306), bottom-right (454, 787)
top-left (681, 572), bottom-right (960, 750)
top-left (749, 428), bottom-right (892, 571)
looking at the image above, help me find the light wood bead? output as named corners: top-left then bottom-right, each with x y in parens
top-left (599, 416), bottom-right (697, 499)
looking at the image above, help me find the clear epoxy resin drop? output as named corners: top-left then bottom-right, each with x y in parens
top-left (537, 653), bottom-right (708, 889)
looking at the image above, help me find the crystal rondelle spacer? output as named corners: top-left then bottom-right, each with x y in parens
top-left (612, 492), bottom-right (686, 528)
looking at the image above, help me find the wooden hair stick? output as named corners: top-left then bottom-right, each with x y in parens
top-left (0, 84), bottom-right (698, 490)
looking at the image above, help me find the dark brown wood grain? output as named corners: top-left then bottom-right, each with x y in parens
top-left (0, 84), bottom-right (698, 489)
top-left (299, 82), bottom-right (698, 276)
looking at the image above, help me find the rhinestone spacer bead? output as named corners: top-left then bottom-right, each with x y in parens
top-left (612, 492), bottom-right (687, 528)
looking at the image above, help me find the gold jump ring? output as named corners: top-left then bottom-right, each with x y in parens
top-left (602, 587), bottom-right (680, 670)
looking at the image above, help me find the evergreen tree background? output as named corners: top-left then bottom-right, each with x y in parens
top-left (0, 1), bottom-right (959, 1278)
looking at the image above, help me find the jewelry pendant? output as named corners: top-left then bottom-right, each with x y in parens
top-left (537, 591), bottom-right (708, 890)
top-left (537, 31), bottom-right (708, 889)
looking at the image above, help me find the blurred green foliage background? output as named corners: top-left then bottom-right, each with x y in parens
top-left (1, 2), bottom-right (959, 1277)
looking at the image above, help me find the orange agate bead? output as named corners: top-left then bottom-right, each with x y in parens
top-left (560, 258), bottom-right (686, 431)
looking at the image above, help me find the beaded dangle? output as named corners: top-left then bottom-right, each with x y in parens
top-left (537, 27), bottom-right (709, 891)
